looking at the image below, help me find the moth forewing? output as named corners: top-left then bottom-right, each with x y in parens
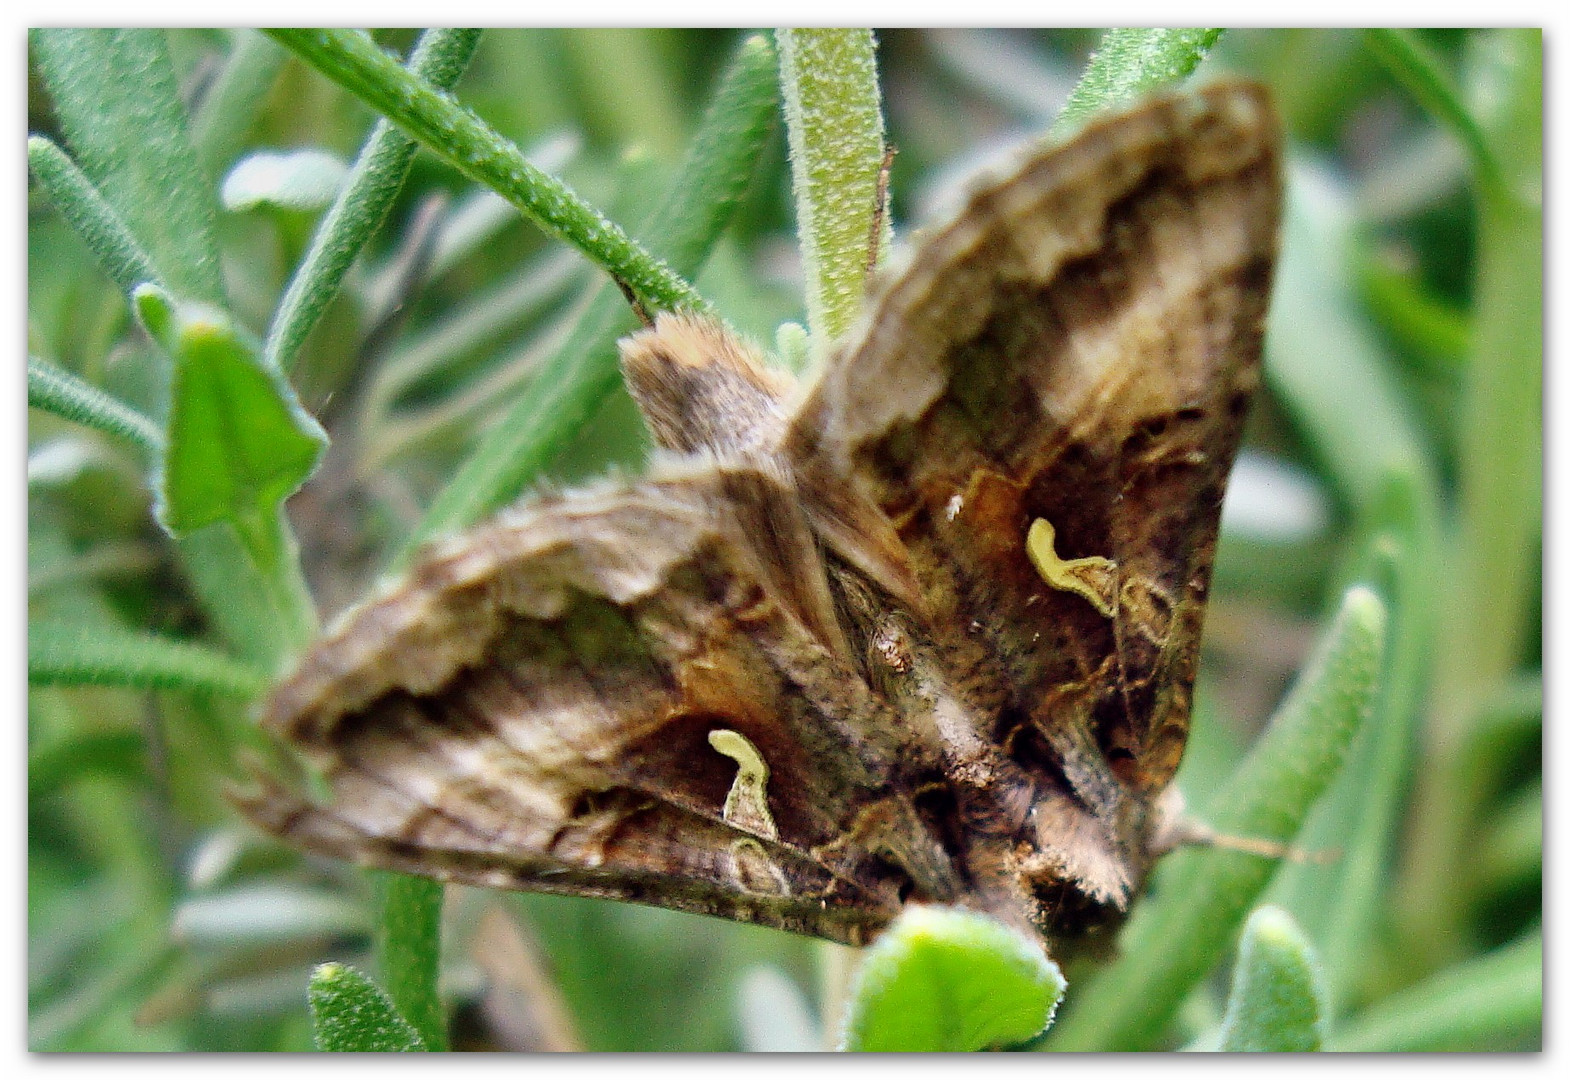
top-left (241, 81), bottom-right (1282, 958)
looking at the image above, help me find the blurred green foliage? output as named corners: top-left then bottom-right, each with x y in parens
top-left (28, 28), bottom-right (1539, 1051)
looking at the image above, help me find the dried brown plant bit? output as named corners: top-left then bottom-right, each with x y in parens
top-left (236, 81), bottom-right (1282, 957)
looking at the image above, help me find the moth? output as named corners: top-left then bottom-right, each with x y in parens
top-left (237, 81), bottom-right (1282, 958)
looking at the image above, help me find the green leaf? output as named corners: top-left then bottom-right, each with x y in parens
top-left (1259, 166), bottom-right (1442, 995)
top-left (1217, 906), bottom-right (1329, 1051)
top-left (397, 32), bottom-right (779, 558)
top-left (190, 30), bottom-right (287, 180)
top-left (1055, 28), bottom-right (1224, 132)
top-left (840, 906), bottom-right (1065, 1052)
top-left (776, 29), bottom-right (888, 355)
top-left (1362, 29), bottom-right (1505, 197)
top-left (1046, 585), bottom-right (1387, 1051)
top-left (30, 29), bottom-right (224, 304)
top-left (1329, 932), bottom-right (1541, 1051)
top-left (264, 28), bottom-right (484, 373)
top-left (1396, 29), bottom-right (1540, 971)
top-left (266, 28), bottom-right (702, 315)
top-left (307, 963), bottom-right (428, 1052)
top-left (28, 355), bottom-right (163, 458)
top-left (28, 618), bottom-right (270, 699)
top-left (26, 136), bottom-right (163, 296)
top-left (140, 288), bottom-right (327, 563)
top-left (372, 873), bottom-right (448, 1052)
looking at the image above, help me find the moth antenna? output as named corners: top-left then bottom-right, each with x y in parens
top-left (1158, 816), bottom-right (1337, 865)
top-left (615, 276), bottom-right (655, 328)
top-left (864, 143), bottom-right (897, 275)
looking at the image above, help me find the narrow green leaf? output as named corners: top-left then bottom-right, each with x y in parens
top-left (28, 731), bottom-right (148, 798)
top-left (308, 962), bottom-right (428, 1052)
top-left (776, 29), bottom-right (887, 354)
top-left (1398, 29), bottom-right (1541, 970)
top-left (28, 619), bottom-right (270, 699)
top-left (26, 137), bottom-right (162, 295)
top-left (190, 30), bottom-right (287, 179)
top-left (1362, 29), bottom-right (1505, 197)
top-left (28, 355), bottom-right (163, 458)
top-left (1055, 29), bottom-right (1224, 132)
top-left (264, 28), bottom-right (484, 373)
top-left (1217, 906), bottom-right (1329, 1051)
top-left (1259, 165), bottom-right (1442, 995)
top-left (372, 874), bottom-right (447, 1052)
top-left (1356, 254), bottom-right (1471, 371)
top-left (1047, 585), bottom-right (1387, 1051)
top-left (266, 28), bottom-right (702, 315)
top-left (1328, 932), bottom-right (1541, 1051)
top-left (30, 29), bottom-right (224, 304)
top-left (397, 33), bottom-right (778, 558)
top-left (840, 906), bottom-right (1064, 1052)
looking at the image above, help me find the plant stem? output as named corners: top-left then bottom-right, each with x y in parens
top-left (28, 620), bottom-right (270, 698)
top-left (1397, 27), bottom-right (1541, 969)
top-left (191, 30), bottom-right (287, 180)
top-left (1362, 29), bottom-right (1505, 198)
top-left (28, 355), bottom-right (164, 457)
top-left (30, 29), bottom-right (225, 305)
top-left (396, 33), bottom-right (778, 559)
top-left (266, 28), bottom-right (703, 315)
top-left (1054, 28), bottom-right (1224, 133)
top-left (776, 29), bottom-right (887, 356)
top-left (265, 29), bottom-right (484, 373)
top-left (372, 873), bottom-right (447, 1051)
top-left (27, 136), bottom-right (163, 295)
top-left (1046, 587), bottom-right (1387, 1051)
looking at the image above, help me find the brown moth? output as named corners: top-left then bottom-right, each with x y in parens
top-left (236, 81), bottom-right (1282, 957)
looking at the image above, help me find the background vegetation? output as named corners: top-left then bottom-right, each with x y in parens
top-left (28, 28), bottom-right (1539, 1051)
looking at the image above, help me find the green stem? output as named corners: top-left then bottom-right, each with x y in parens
top-left (30, 29), bottom-right (225, 305)
top-left (265, 29), bottom-right (484, 373)
top-left (1397, 27), bottom-right (1541, 971)
top-left (1362, 29), bottom-right (1505, 199)
top-left (28, 355), bottom-right (164, 457)
top-left (191, 30), bottom-right (287, 180)
top-left (1328, 932), bottom-right (1541, 1051)
top-left (396, 33), bottom-right (778, 559)
top-left (265, 28), bottom-right (702, 315)
top-left (372, 873), bottom-right (447, 1051)
top-left (27, 136), bottom-right (163, 294)
top-left (776, 29), bottom-right (888, 355)
top-left (28, 620), bottom-right (270, 699)
top-left (1054, 28), bottom-right (1224, 132)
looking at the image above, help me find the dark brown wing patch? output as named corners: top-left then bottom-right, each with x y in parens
top-left (788, 83), bottom-right (1280, 814)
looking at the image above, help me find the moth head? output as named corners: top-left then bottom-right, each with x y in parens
top-left (618, 311), bottom-right (794, 456)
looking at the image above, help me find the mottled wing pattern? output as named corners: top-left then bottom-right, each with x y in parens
top-left (788, 84), bottom-right (1280, 814)
top-left (237, 464), bottom-right (953, 945)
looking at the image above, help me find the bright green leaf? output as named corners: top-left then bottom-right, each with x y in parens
top-left (308, 963), bottom-right (428, 1052)
top-left (1217, 906), bottom-right (1329, 1051)
top-left (840, 906), bottom-right (1065, 1052)
top-left (140, 288), bottom-right (327, 570)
